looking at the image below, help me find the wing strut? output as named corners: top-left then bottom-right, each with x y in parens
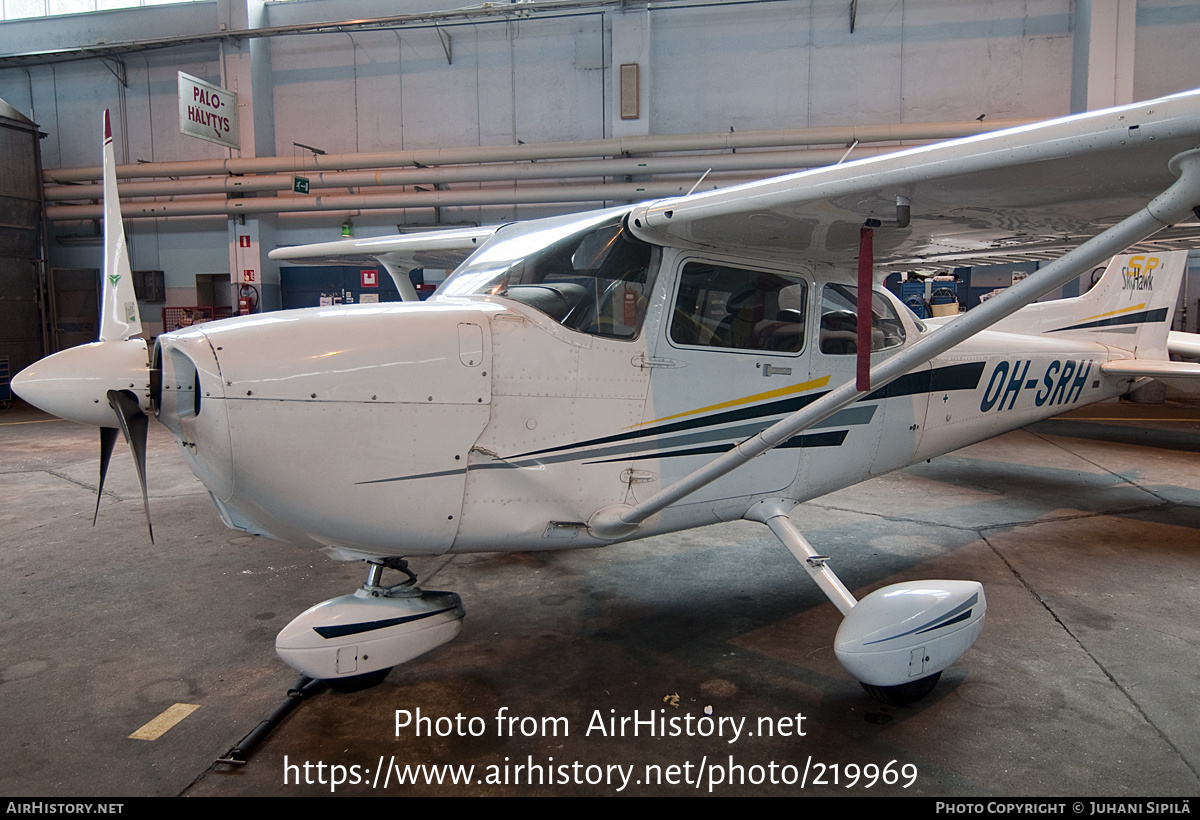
top-left (588, 148), bottom-right (1200, 540)
top-left (379, 261), bottom-right (420, 301)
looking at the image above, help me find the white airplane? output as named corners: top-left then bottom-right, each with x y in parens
top-left (15, 93), bottom-right (1200, 706)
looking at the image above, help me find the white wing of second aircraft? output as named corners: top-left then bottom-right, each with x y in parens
top-left (269, 225), bottom-right (499, 299)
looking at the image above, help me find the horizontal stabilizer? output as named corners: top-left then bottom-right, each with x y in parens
top-left (1168, 330), bottom-right (1200, 360)
top-left (1101, 358), bottom-right (1200, 391)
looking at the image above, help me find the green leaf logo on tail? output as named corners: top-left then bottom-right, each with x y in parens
top-left (108, 274), bottom-right (121, 287)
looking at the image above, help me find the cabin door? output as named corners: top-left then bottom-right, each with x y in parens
top-left (636, 258), bottom-right (816, 507)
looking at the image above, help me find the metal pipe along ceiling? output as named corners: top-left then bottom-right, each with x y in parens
top-left (43, 119), bottom-right (1030, 221)
top-left (46, 120), bottom-right (1025, 182)
top-left (45, 147), bottom-right (907, 202)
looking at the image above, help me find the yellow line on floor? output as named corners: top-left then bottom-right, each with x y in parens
top-left (129, 703), bottom-right (200, 741)
top-left (0, 418), bottom-right (65, 426)
top-left (1050, 416), bottom-right (1200, 422)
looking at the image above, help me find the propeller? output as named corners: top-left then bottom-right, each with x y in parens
top-left (12, 110), bottom-right (155, 542)
top-left (93, 110), bottom-right (154, 540)
top-left (98, 390), bottom-right (154, 543)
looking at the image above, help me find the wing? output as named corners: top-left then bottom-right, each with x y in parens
top-left (627, 88), bottom-right (1200, 270)
top-left (269, 226), bottom-right (499, 298)
top-left (268, 226), bottom-right (497, 269)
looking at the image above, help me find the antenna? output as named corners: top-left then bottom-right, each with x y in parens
top-left (685, 169), bottom-right (712, 197)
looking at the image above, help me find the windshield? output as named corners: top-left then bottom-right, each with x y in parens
top-left (438, 208), bottom-right (658, 339)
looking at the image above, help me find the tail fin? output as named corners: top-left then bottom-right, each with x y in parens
top-left (997, 250), bottom-right (1187, 359)
top-left (100, 109), bottom-right (142, 342)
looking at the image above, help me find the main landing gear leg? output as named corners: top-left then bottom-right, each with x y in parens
top-left (745, 499), bottom-right (986, 705)
top-left (275, 557), bottom-right (465, 691)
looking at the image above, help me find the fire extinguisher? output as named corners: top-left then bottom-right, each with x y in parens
top-left (239, 284), bottom-right (260, 315)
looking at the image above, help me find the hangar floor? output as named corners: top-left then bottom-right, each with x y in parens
top-left (1, 397), bottom-right (1198, 797)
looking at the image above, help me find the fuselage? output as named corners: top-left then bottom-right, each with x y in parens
top-left (153, 208), bottom-right (1136, 560)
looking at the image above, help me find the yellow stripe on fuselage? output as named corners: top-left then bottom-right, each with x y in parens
top-left (629, 374), bottom-right (832, 429)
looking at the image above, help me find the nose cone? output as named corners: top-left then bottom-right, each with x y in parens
top-left (13, 339), bottom-right (150, 427)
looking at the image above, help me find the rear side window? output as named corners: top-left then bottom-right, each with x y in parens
top-left (819, 283), bottom-right (906, 355)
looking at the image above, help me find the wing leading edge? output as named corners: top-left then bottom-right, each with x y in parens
top-left (627, 88), bottom-right (1200, 270)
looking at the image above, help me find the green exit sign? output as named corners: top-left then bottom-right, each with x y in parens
top-left (293, 176), bottom-right (310, 194)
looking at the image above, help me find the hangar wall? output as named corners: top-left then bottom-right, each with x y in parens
top-left (2, 0), bottom-right (1200, 329)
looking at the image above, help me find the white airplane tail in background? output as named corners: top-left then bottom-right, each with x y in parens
top-left (994, 250), bottom-right (1188, 360)
top-left (100, 109), bottom-right (142, 342)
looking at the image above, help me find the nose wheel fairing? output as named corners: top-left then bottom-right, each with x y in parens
top-left (277, 587), bottom-right (465, 682)
top-left (276, 559), bottom-right (465, 684)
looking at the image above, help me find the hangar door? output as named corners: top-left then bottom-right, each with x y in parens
top-left (0, 98), bottom-right (46, 381)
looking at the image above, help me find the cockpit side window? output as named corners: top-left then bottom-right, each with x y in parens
top-left (669, 262), bottom-right (807, 353)
top-left (818, 283), bottom-right (907, 355)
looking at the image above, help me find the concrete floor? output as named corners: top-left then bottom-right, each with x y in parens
top-left (1, 397), bottom-right (1198, 797)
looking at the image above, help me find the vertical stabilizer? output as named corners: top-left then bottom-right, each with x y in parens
top-left (994, 250), bottom-right (1187, 359)
top-left (100, 109), bottom-right (142, 342)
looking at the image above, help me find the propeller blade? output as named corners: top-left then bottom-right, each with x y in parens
top-left (106, 389), bottom-right (153, 544)
top-left (95, 426), bottom-right (119, 527)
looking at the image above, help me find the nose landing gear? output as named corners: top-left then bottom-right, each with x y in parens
top-left (275, 557), bottom-right (465, 690)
